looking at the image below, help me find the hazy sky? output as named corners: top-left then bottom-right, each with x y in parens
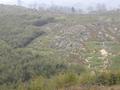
top-left (0, 0), bottom-right (120, 9)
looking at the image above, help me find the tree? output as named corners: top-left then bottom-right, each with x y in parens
top-left (71, 7), bottom-right (76, 13)
top-left (96, 3), bottom-right (107, 13)
top-left (87, 6), bottom-right (94, 13)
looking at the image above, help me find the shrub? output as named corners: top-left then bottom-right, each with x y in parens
top-left (28, 76), bottom-right (45, 90)
top-left (33, 17), bottom-right (55, 27)
top-left (79, 72), bottom-right (96, 85)
top-left (54, 72), bottom-right (79, 89)
top-left (27, 76), bottom-right (55, 90)
top-left (95, 71), bottom-right (120, 85)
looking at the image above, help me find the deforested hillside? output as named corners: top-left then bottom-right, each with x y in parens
top-left (0, 5), bottom-right (120, 90)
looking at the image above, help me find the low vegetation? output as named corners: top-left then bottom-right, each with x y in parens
top-left (0, 5), bottom-right (120, 90)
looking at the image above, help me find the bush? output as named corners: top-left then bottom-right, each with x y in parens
top-left (54, 72), bottom-right (79, 89)
top-left (28, 76), bottom-right (45, 90)
top-left (95, 71), bottom-right (120, 85)
top-left (19, 76), bottom-right (56, 90)
top-left (33, 17), bottom-right (55, 27)
top-left (0, 43), bottom-right (67, 85)
top-left (79, 72), bottom-right (96, 85)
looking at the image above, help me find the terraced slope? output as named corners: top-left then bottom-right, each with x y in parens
top-left (0, 4), bottom-right (120, 71)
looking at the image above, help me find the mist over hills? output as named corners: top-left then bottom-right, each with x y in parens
top-left (0, 0), bottom-right (120, 11)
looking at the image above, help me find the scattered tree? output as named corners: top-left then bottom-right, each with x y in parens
top-left (96, 3), bottom-right (107, 13)
top-left (71, 7), bottom-right (76, 12)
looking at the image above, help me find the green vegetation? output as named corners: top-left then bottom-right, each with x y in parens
top-left (0, 4), bottom-right (120, 90)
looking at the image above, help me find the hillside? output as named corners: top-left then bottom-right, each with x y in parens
top-left (0, 5), bottom-right (120, 90)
